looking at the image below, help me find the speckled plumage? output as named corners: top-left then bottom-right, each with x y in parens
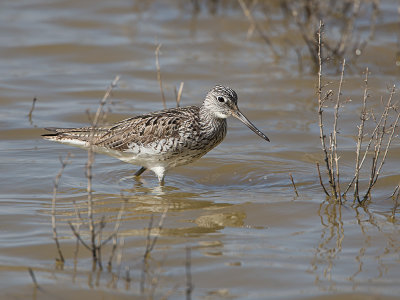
top-left (42, 85), bottom-right (269, 184)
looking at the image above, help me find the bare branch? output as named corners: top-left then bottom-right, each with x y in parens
top-left (317, 163), bottom-right (330, 197)
top-left (343, 93), bottom-right (386, 195)
top-left (331, 59), bottom-right (346, 202)
top-left (362, 88), bottom-right (399, 201)
top-left (28, 97), bottom-right (37, 125)
top-left (68, 221), bottom-right (91, 251)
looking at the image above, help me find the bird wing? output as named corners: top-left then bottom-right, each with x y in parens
top-left (42, 126), bottom-right (111, 142)
top-left (92, 106), bottom-right (201, 151)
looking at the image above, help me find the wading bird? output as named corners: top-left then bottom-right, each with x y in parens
top-left (43, 85), bottom-right (270, 184)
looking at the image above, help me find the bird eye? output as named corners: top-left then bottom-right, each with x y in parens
top-left (217, 96), bottom-right (225, 103)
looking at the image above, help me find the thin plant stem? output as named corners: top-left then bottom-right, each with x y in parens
top-left (332, 59), bottom-right (346, 203)
top-left (289, 173), bottom-right (299, 197)
top-left (391, 185), bottom-right (400, 221)
top-left (363, 95), bottom-right (399, 200)
top-left (316, 20), bottom-right (336, 198)
top-left (343, 92), bottom-right (390, 196)
top-left (28, 97), bottom-right (37, 125)
top-left (317, 162), bottom-right (330, 197)
top-left (68, 221), bottom-right (91, 251)
top-left (353, 68), bottom-right (369, 201)
top-left (175, 81), bottom-right (184, 108)
top-left (28, 268), bottom-right (40, 290)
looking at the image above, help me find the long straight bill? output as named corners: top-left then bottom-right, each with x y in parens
top-left (233, 110), bottom-right (270, 142)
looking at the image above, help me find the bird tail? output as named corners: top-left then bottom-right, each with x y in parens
top-left (42, 127), bottom-right (104, 147)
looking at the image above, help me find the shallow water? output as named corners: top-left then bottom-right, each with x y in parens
top-left (1, 0), bottom-right (400, 299)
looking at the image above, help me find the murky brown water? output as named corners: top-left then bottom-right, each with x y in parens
top-left (1, 0), bottom-right (400, 299)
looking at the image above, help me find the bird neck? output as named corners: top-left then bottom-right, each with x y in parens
top-left (199, 104), bottom-right (227, 134)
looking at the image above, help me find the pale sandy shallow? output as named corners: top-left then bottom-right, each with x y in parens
top-left (1, 0), bottom-right (400, 299)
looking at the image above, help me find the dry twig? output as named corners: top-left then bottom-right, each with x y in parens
top-left (353, 69), bottom-right (370, 201)
top-left (331, 59), bottom-right (346, 203)
top-left (317, 162), bottom-right (329, 197)
top-left (28, 268), bottom-right (40, 290)
top-left (362, 87), bottom-right (399, 202)
top-left (341, 83), bottom-right (398, 204)
top-left (289, 173), bottom-right (299, 197)
top-left (175, 82), bottom-right (184, 108)
top-left (28, 97), bottom-right (37, 125)
top-left (391, 185), bottom-right (400, 221)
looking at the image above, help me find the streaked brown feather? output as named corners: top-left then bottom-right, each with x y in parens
top-left (93, 106), bottom-right (201, 151)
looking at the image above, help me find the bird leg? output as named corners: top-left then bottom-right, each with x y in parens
top-left (134, 166), bottom-right (147, 177)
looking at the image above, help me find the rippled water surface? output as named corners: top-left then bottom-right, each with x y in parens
top-left (1, 1), bottom-right (400, 299)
